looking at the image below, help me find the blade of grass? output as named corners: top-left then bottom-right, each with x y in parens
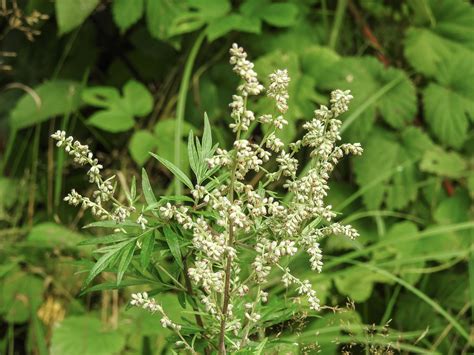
top-left (324, 221), bottom-right (474, 270)
top-left (328, 0), bottom-right (348, 50)
top-left (346, 260), bottom-right (471, 343)
top-left (336, 158), bottom-right (416, 211)
top-left (290, 324), bottom-right (441, 354)
top-left (341, 210), bottom-right (425, 224)
top-left (340, 74), bottom-right (404, 134)
top-left (380, 284), bottom-right (401, 325)
top-left (174, 31), bottom-right (206, 195)
top-left (469, 249), bottom-right (474, 322)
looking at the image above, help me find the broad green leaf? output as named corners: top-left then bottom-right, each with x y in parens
top-left (0, 272), bottom-right (43, 323)
top-left (334, 265), bottom-right (390, 302)
top-left (117, 242), bottom-right (136, 285)
top-left (354, 129), bottom-right (418, 210)
top-left (129, 130), bottom-right (156, 166)
top-left (153, 118), bottom-right (193, 165)
top-left (300, 45), bottom-right (340, 84)
top-left (188, 0), bottom-right (231, 19)
top-left (112, 0), bottom-right (144, 33)
top-left (82, 87), bottom-right (121, 108)
top-left (56, 0), bottom-right (100, 35)
top-left (261, 3), bottom-right (299, 27)
top-left (26, 222), bottom-right (84, 249)
top-left (140, 230), bottom-right (155, 268)
top-left (141, 168), bottom-right (157, 205)
top-left (10, 81), bottom-right (83, 130)
top-left (376, 221), bottom-right (423, 284)
top-left (123, 80), bottom-right (153, 116)
top-left (206, 14), bottom-right (260, 41)
top-left (150, 152), bottom-right (194, 189)
top-left (163, 226), bottom-right (183, 269)
top-left (420, 146), bottom-right (468, 178)
top-left (87, 109), bottom-right (135, 133)
top-left (146, 0), bottom-right (185, 40)
top-left (404, 0), bottom-right (474, 77)
top-left (423, 54), bottom-right (474, 148)
top-left (51, 316), bottom-right (126, 355)
top-left (425, 192), bottom-right (474, 256)
top-left (85, 81), bottom-right (153, 133)
top-left (400, 126), bottom-right (435, 159)
top-left (240, 0), bottom-right (270, 16)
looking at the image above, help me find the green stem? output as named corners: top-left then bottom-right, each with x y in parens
top-left (0, 128), bottom-right (16, 175)
top-left (174, 31), bottom-right (206, 195)
top-left (328, 0), bottom-right (348, 50)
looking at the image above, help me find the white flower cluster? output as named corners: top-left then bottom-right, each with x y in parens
top-left (267, 69), bottom-right (290, 114)
top-left (51, 130), bottom-right (135, 223)
top-left (229, 43), bottom-right (264, 97)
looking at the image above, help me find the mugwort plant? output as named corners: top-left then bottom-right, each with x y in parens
top-left (52, 43), bottom-right (363, 354)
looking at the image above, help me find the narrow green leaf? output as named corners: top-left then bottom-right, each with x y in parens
top-left (188, 130), bottom-right (199, 179)
top-left (142, 168), bottom-right (157, 205)
top-left (163, 226), bottom-right (183, 269)
top-left (140, 230), bottom-right (155, 269)
top-left (83, 220), bottom-right (138, 229)
top-left (81, 279), bottom-right (151, 295)
top-left (84, 250), bottom-right (117, 287)
top-left (117, 242), bottom-right (136, 285)
top-left (202, 114), bottom-right (212, 153)
top-left (151, 152), bottom-right (194, 189)
top-left (130, 176), bottom-right (137, 200)
top-left (78, 233), bottom-right (130, 246)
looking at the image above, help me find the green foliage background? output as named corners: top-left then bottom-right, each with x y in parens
top-left (0, 0), bottom-right (473, 353)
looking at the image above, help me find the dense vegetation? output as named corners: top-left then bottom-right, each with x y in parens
top-left (0, 0), bottom-right (473, 354)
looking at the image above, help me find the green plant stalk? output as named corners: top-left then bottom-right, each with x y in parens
top-left (174, 31), bottom-right (206, 195)
top-left (54, 112), bottom-right (70, 208)
top-left (218, 125), bottom-right (242, 354)
top-left (0, 128), bottom-right (16, 175)
top-left (328, 0), bottom-right (348, 50)
top-left (469, 250), bottom-right (474, 322)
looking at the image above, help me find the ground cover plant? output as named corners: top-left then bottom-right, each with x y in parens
top-left (0, 0), bottom-right (473, 354)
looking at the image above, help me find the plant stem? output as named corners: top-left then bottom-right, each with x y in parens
top-left (182, 256), bottom-right (211, 355)
top-left (218, 126), bottom-right (242, 354)
top-left (174, 31), bottom-right (206, 195)
top-left (328, 0), bottom-right (348, 51)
